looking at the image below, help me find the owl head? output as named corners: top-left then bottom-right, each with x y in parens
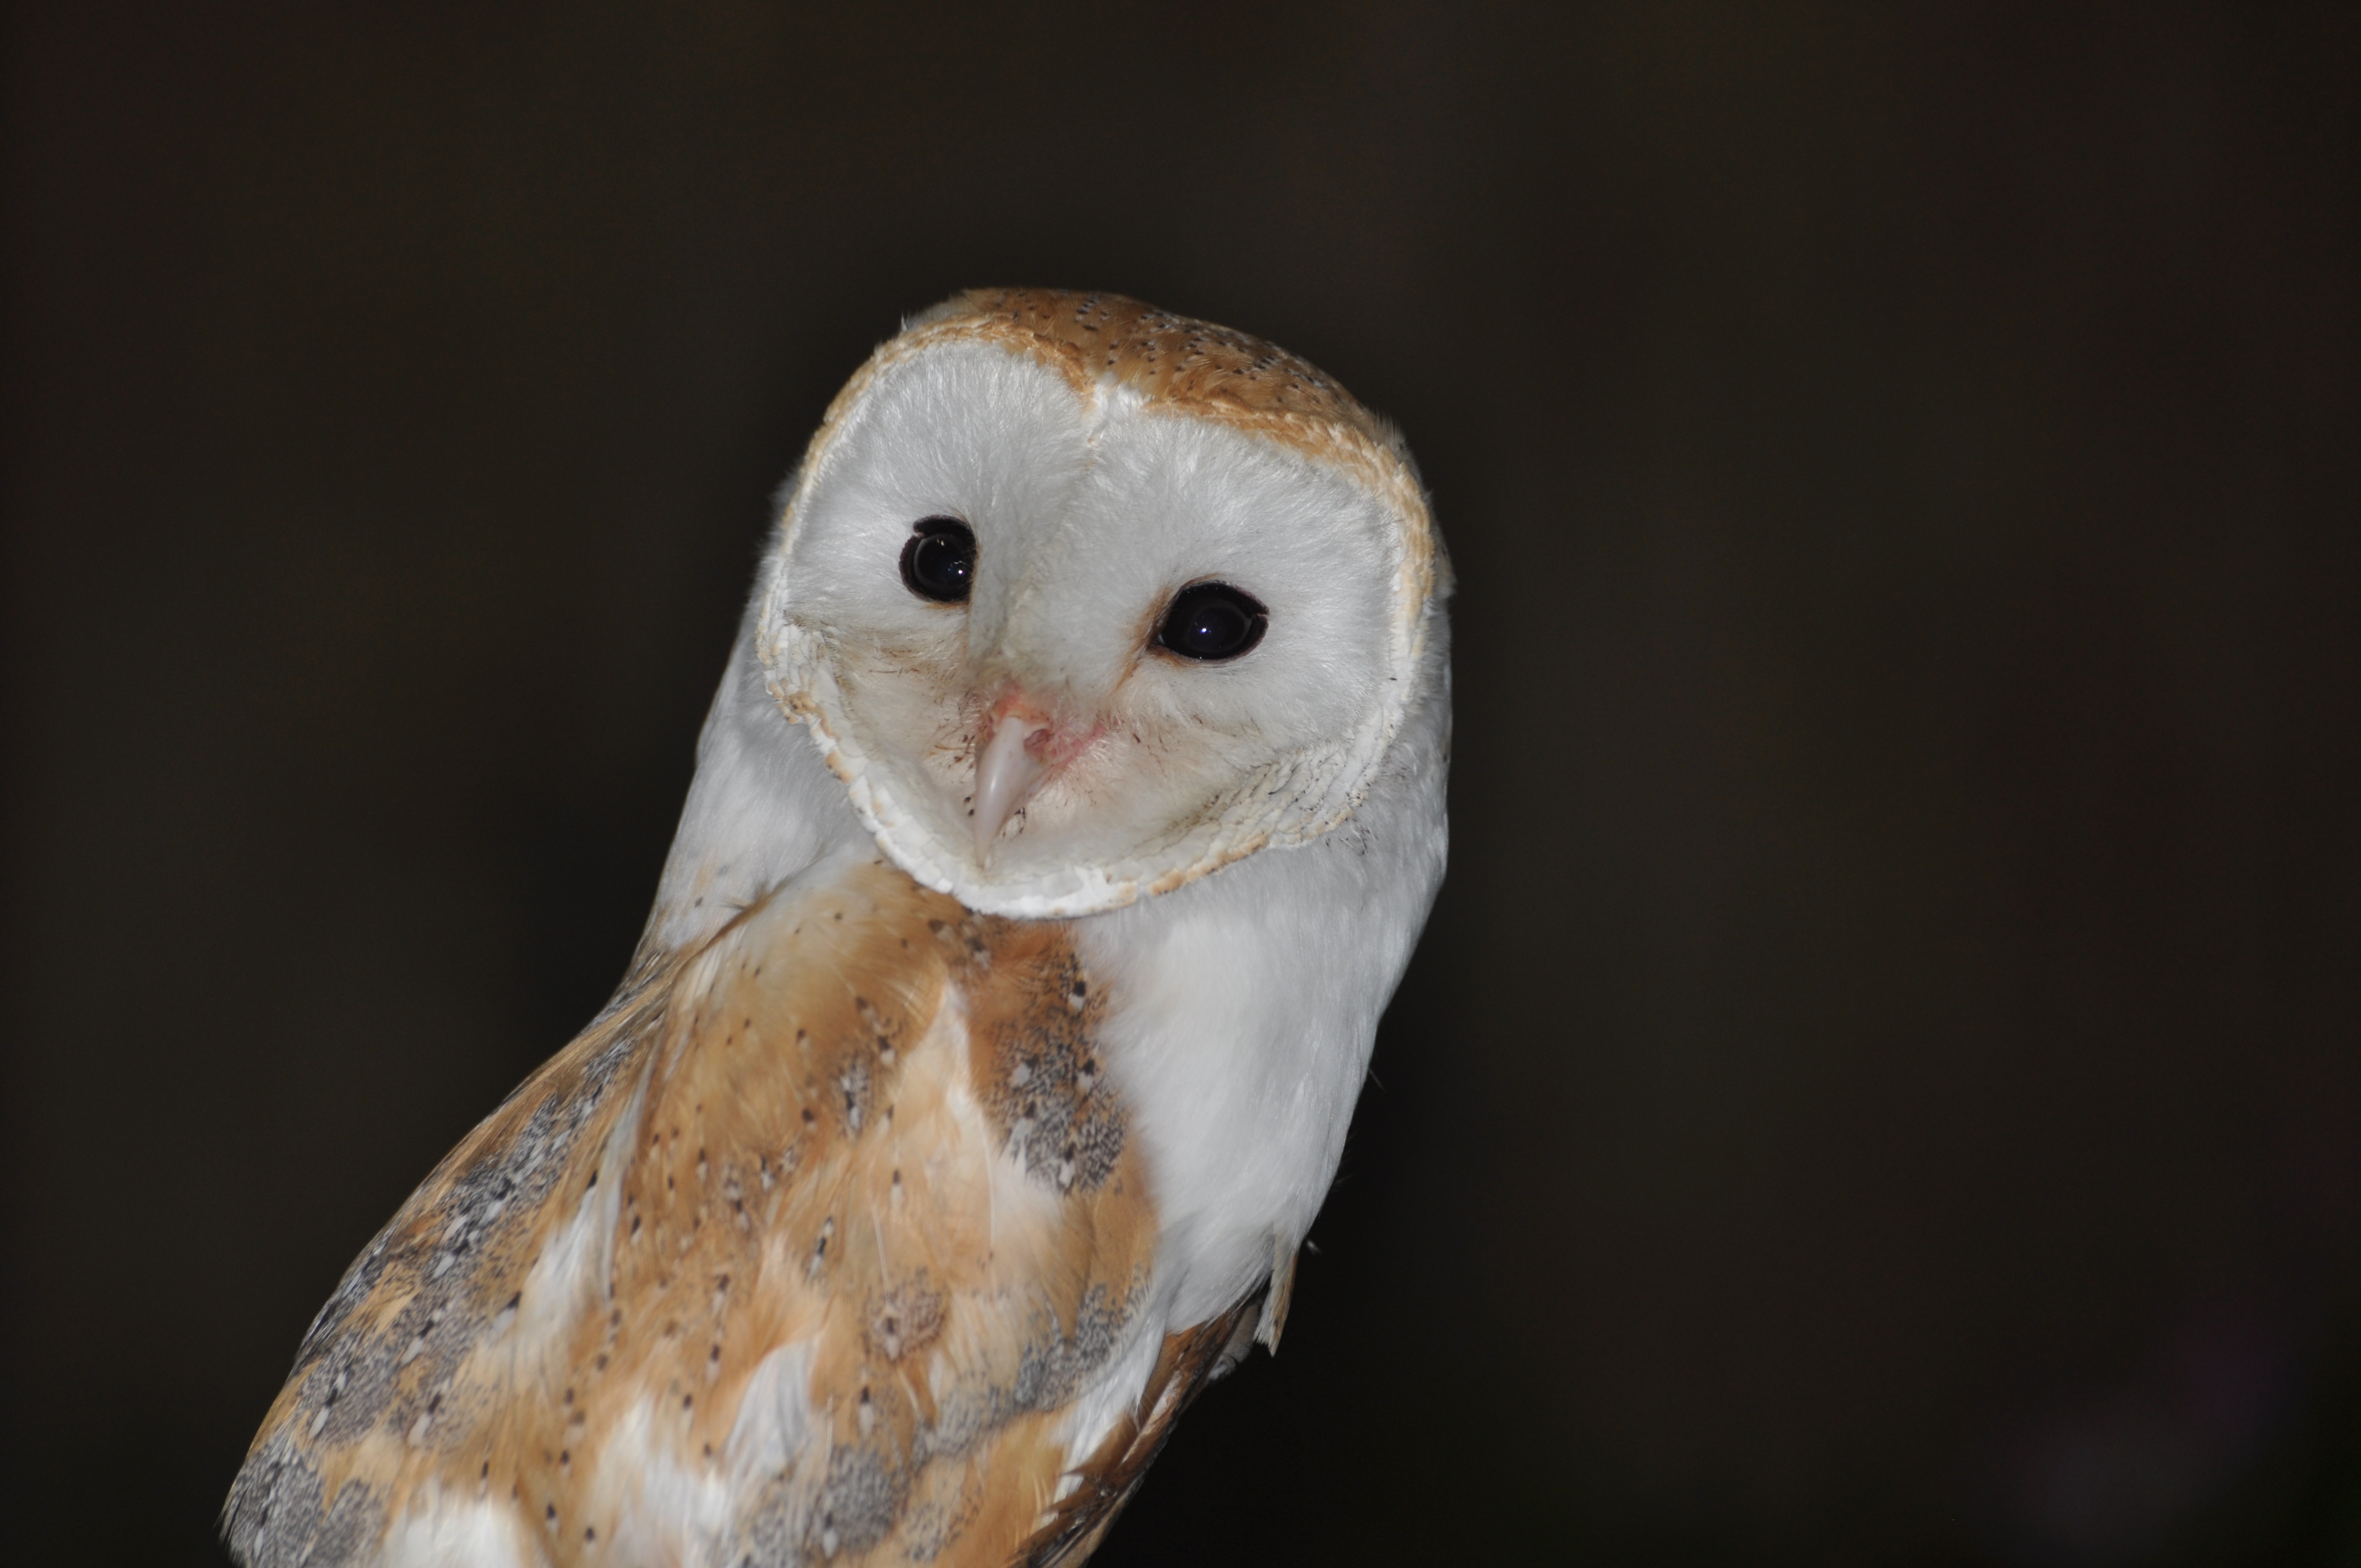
top-left (755, 289), bottom-right (1445, 919)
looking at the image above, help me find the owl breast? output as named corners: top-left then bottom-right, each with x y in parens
top-left (226, 853), bottom-right (1256, 1568)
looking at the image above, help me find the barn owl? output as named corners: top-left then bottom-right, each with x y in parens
top-left (225, 288), bottom-right (1451, 1568)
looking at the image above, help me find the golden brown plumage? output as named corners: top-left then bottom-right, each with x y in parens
top-left (229, 855), bottom-right (1266, 1566)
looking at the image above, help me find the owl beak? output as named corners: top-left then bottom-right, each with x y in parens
top-left (972, 701), bottom-right (1053, 861)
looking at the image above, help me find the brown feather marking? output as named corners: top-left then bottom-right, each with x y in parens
top-left (1014, 1287), bottom-right (1269, 1568)
top-left (940, 287), bottom-right (1390, 454)
top-left (229, 857), bottom-right (1209, 1568)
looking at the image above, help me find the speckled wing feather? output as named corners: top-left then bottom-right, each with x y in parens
top-left (227, 856), bottom-right (1217, 1567)
top-left (1013, 1288), bottom-right (1265, 1568)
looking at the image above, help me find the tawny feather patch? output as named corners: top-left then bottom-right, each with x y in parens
top-left (229, 859), bottom-right (1258, 1566)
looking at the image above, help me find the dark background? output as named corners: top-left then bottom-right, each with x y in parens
top-left (6, 3), bottom-right (2357, 1563)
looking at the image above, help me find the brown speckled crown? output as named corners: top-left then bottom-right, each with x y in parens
top-left (893, 288), bottom-right (1437, 601)
top-left (923, 287), bottom-right (1401, 451)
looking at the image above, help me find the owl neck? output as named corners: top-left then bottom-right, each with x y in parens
top-left (1074, 636), bottom-right (1450, 1327)
top-left (638, 591), bottom-right (875, 960)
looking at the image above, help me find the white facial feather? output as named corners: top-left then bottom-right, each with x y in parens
top-left (759, 318), bottom-right (1435, 919)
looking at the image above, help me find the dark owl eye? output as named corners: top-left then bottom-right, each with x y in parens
top-left (899, 517), bottom-right (975, 603)
top-left (1155, 582), bottom-right (1268, 661)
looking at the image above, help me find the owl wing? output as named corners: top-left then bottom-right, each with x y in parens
top-left (1011, 1287), bottom-right (1260, 1568)
top-left (227, 855), bottom-right (1224, 1568)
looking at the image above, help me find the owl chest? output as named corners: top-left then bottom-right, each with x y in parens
top-left (557, 865), bottom-right (1167, 1560)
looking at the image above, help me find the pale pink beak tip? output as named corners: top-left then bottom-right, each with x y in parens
top-left (972, 711), bottom-right (1050, 862)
